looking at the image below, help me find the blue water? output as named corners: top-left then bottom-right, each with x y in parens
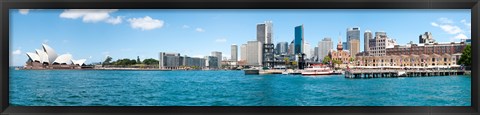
top-left (9, 68), bottom-right (471, 106)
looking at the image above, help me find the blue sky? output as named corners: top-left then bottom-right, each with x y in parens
top-left (9, 9), bottom-right (471, 66)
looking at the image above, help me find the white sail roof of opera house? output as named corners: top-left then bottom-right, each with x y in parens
top-left (42, 44), bottom-right (58, 64)
top-left (26, 44), bottom-right (87, 65)
top-left (35, 49), bottom-right (49, 63)
top-left (71, 59), bottom-right (87, 65)
top-left (53, 54), bottom-right (72, 64)
top-left (26, 52), bottom-right (41, 62)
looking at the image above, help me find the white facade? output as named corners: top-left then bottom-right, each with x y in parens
top-left (240, 44), bottom-right (247, 61)
top-left (318, 37), bottom-right (333, 61)
top-left (246, 41), bottom-right (262, 66)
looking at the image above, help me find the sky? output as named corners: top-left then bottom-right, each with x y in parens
top-left (9, 9), bottom-right (471, 66)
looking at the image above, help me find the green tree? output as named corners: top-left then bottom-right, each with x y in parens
top-left (143, 58), bottom-right (159, 65)
top-left (322, 56), bottom-right (331, 64)
top-left (458, 44), bottom-right (471, 66)
top-left (283, 57), bottom-right (290, 69)
top-left (136, 56), bottom-right (142, 64)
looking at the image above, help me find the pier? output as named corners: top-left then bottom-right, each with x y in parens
top-left (345, 69), bottom-right (467, 78)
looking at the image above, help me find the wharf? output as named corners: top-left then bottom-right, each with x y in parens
top-left (345, 69), bottom-right (467, 78)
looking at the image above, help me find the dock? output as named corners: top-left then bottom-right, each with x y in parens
top-left (345, 69), bottom-right (467, 78)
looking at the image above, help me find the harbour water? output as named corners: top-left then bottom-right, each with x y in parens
top-left (9, 68), bottom-right (471, 106)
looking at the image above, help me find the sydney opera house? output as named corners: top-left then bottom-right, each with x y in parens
top-left (24, 44), bottom-right (87, 69)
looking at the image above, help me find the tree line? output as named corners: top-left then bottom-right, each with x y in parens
top-left (102, 56), bottom-right (159, 66)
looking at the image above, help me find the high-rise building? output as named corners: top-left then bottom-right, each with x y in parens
top-left (246, 41), bottom-right (263, 66)
top-left (257, 21), bottom-right (273, 44)
top-left (318, 37), bottom-right (333, 61)
top-left (231, 44), bottom-right (238, 62)
top-left (240, 44), bottom-right (247, 61)
top-left (364, 30), bottom-right (373, 52)
top-left (276, 42), bottom-right (288, 55)
top-left (294, 25), bottom-right (304, 54)
top-left (367, 31), bottom-right (396, 56)
top-left (419, 32), bottom-right (435, 44)
top-left (346, 27), bottom-right (360, 50)
top-left (314, 46), bottom-right (319, 61)
top-left (211, 51), bottom-right (222, 68)
top-left (288, 40), bottom-right (294, 55)
top-left (303, 41), bottom-right (311, 59)
top-left (349, 39), bottom-right (360, 57)
top-left (342, 42), bottom-right (347, 50)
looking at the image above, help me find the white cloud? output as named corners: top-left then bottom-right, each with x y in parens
top-left (12, 49), bottom-right (22, 55)
top-left (430, 22), bottom-right (463, 34)
top-left (215, 38), bottom-right (227, 43)
top-left (106, 16), bottom-right (123, 25)
top-left (453, 33), bottom-right (468, 40)
top-left (19, 9), bottom-right (30, 15)
top-left (461, 19), bottom-right (471, 26)
top-left (195, 28), bottom-right (205, 32)
top-left (43, 39), bottom-right (49, 43)
top-left (182, 25), bottom-right (190, 29)
top-left (59, 9), bottom-right (119, 24)
top-left (438, 17), bottom-right (454, 24)
top-left (127, 16), bottom-right (164, 31)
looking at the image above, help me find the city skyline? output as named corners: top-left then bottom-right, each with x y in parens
top-left (10, 9), bottom-right (471, 66)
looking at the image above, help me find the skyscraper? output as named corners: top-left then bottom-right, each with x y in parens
top-left (346, 27), bottom-right (360, 50)
top-left (303, 41), bottom-right (311, 59)
top-left (294, 25), bottom-right (304, 54)
top-left (231, 44), bottom-right (238, 62)
top-left (246, 41), bottom-right (262, 66)
top-left (211, 51), bottom-right (222, 69)
top-left (256, 21), bottom-right (273, 44)
top-left (318, 37), bottom-right (333, 61)
top-left (240, 44), bottom-right (247, 61)
top-left (349, 39), bottom-right (360, 57)
top-left (364, 30), bottom-right (373, 52)
top-left (419, 32), bottom-right (435, 44)
top-left (276, 42), bottom-right (288, 55)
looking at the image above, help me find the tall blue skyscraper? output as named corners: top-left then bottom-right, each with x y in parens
top-left (294, 25), bottom-right (304, 54)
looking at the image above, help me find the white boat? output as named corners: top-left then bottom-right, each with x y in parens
top-left (301, 65), bottom-right (334, 76)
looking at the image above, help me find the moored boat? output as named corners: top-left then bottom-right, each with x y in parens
top-left (301, 64), bottom-right (335, 76)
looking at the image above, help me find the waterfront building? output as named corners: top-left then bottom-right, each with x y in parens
top-left (329, 37), bottom-right (351, 65)
top-left (419, 32), bottom-right (435, 44)
top-left (246, 41), bottom-right (263, 66)
top-left (24, 44), bottom-right (86, 69)
top-left (231, 44), bottom-right (238, 62)
top-left (364, 30), bottom-right (373, 52)
top-left (349, 39), bottom-right (360, 57)
top-left (240, 44), bottom-right (247, 61)
top-left (346, 27), bottom-right (360, 50)
top-left (257, 21), bottom-right (275, 68)
top-left (367, 31), bottom-right (396, 56)
top-left (276, 42), bottom-right (288, 55)
top-left (205, 56), bottom-right (219, 69)
top-left (386, 42), bottom-right (466, 56)
top-left (318, 37), bottom-right (333, 61)
top-left (211, 51), bottom-right (222, 69)
top-left (294, 25), bottom-right (304, 54)
top-left (159, 52), bottom-right (181, 69)
top-left (355, 32), bottom-right (467, 67)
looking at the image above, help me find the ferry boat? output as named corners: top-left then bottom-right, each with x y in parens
top-left (301, 65), bottom-right (334, 76)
